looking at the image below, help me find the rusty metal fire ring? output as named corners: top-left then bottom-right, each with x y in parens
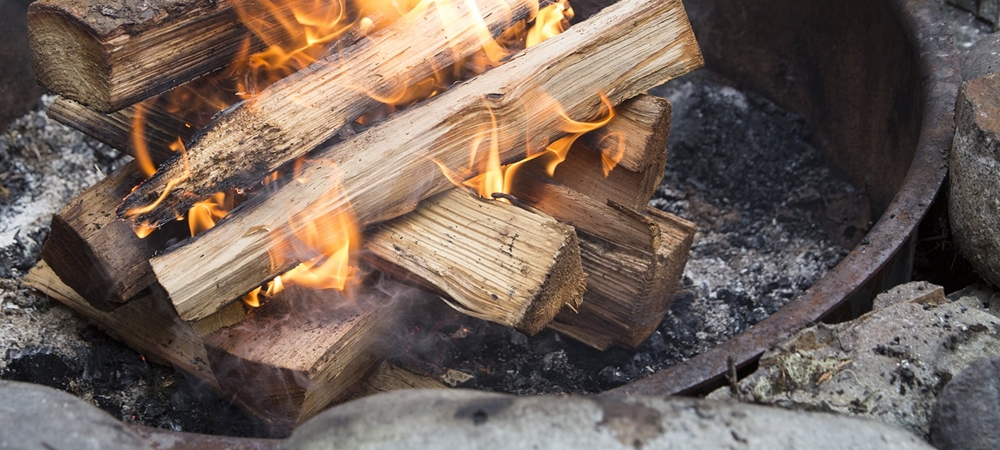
top-left (124, 0), bottom-right (959, 446)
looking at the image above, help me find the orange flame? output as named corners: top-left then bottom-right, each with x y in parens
top-left (242, 186), bottom-right (361, 307)
top-left (441, 92), bottom-right (614, 199)
top-left (526, 0), bottom-right (572, 48)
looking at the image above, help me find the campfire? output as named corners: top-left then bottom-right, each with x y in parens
top-left (22, 0), bottom-right (703, 432)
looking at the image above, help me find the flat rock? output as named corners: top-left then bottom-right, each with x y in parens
top-left (951, 72), bottom-right (1000, 288)
top-left (0, 380), bottom-right (150, 450)
top-left (285, 389), bottom-right (932, 450)
top-left (931, 356), bottom-right (1000, 449)
top-left (709, 282), bottom-right (1000, 439)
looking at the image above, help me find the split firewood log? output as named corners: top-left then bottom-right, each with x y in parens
top-left (143, 0), bottom-right (702, 321)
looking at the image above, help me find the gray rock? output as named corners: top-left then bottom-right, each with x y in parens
top-left (0, 380), bottom-right (151, 450)
top-left (285, 389), bottom-right (932, 450)
top-left (709, 282), bottom-right (1000, 439)
top-left (951, 73), bottom-right (1000, 288)
top-left (931, 356), bottom-right (1000, 450)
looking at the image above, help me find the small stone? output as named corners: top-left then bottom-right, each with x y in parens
top-left (931, 356), bottom-right (1000, 450)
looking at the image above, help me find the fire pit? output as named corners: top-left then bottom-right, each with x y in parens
top-left (0, 0), bottom-right (958, 445)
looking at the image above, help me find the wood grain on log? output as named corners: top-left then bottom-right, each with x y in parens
top-left (119, 0), bottom-right (539, 224)
top-left (48, 97), bottom-right (193, 165)
top-left (552, 95), bottom-right (671, 211)
top-left (509, 179), bottom-right (695, 350)
top-left (365, 189), bottom-right (585, 335)
top-left (149, 0), bottom-right (703, 321)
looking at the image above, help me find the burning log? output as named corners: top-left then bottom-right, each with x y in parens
top-left (552, 95), bottom-right (672, 211)
top-left (365, 189), bottom-right (586, 335)
top-left (118, 0), bottom-right (540, 225)
top-left (144, 0), bottom-right (703, 321)
top-left (25, 0), bottom-right (353, 112)
top-left (202, 287), bottom-right (393, 431)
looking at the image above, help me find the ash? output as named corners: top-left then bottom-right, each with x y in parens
top-left (0, 96), bottom-right (264, 437)
top-left (392, 70), bottom-right (866, 394)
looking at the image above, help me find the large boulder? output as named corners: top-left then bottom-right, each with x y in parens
top-left (951, 71), bottom-right (1000, 287)
top-left (709, 282), bottom-right (1000, 439)
top-left (285, 389), bottom-right (932, 450)
top-left (0, 380), bottom-right (150, 450)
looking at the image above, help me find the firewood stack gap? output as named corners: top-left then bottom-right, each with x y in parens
top-left (24, 0), bottom-right (703, 431)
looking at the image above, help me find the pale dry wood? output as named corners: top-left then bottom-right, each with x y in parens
top-left (348, 361), bottom-right (447, 401)
top-left (579, 94), bottom-right (672, 173)
top-left (47, 97), bottom-right (192, 164)
top-left (552, 95), bottom-right (671, 211)
top-left (26, 0), bottom-right (342, 112)
top-left (21, 261), bottom-right (220, 389)
top-left (509, 179), bottom-right (695, 350)
top-left (150, 0), bottom-right (703, 321)
top-left (39, 161), bottom-right (189, 309)
top-left (189, 299), bottom-right (247, 337)
top-left (202, 287), bottom-right (392, 432)
top-left (550, 208), bottom-right (695, 349)
top-left (120, 0), bottom-right (539, 224)
top-left (364, 189), bottom-right (585, 335)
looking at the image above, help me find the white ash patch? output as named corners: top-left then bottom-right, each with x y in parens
top-left (0, 95), bottom-right (125, 277)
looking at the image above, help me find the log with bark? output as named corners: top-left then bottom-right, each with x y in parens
top-left (117, 0), bottom-right (540, 224)
top-left (26, 0), bottom-right (374, 112)
top-left (140, 0), bottom-right (702, 321)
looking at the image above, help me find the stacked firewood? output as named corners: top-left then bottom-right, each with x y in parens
top-left (22, 0), bottom-right (702, 432)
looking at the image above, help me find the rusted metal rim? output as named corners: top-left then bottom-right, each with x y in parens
top-left (608, 0), bottom-right (960, 398)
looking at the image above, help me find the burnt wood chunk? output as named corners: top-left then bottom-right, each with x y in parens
top-left (148, 0), bottom-right (703, 321)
